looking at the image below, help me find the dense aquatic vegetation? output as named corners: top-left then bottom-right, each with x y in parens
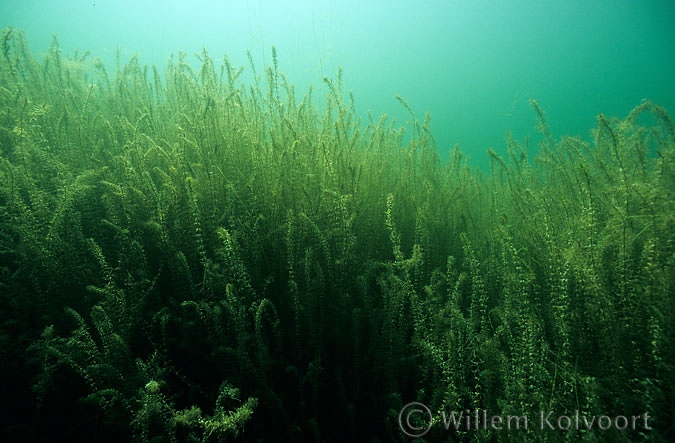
top-left (0, 27), bottom-right (673, 442)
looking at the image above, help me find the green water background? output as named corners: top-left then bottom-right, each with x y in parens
top-left (2, 0), bottom-right (674, 167)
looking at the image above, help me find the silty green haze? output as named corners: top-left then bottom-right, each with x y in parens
top-left (0, 6), bottom-right (673, 443)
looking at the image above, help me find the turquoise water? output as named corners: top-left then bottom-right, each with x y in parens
top-left (2, 2), bottom-right (674, 441)
top-left (2, 0), bottom-right (674, 167)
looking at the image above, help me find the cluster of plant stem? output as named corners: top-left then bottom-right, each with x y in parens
top-left (0, 28), bottom-right (673, 442)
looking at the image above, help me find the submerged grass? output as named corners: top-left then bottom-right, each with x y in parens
top-left (0, 27), bottom-right (673, 442)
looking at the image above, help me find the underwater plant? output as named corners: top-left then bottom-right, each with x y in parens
top-left (0, 27), bottom-right (673, 442)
